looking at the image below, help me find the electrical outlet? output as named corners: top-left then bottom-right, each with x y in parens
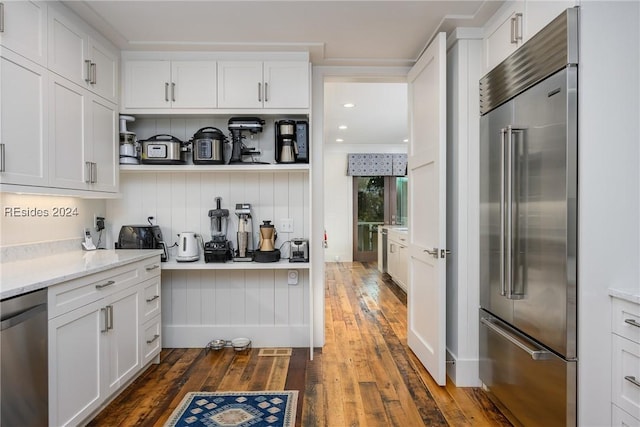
top-left (280, 218), bottom-right (293, 233)
top-left (287, 270), bottom-right (298, 285)
top-left (95, 215), bottom-right (105, 232)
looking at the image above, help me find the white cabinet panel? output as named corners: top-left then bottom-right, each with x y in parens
top-left (171, 61), bottom-right (217, 108)
top-left (88, 94), bottom-right (118, 192)
top-left (0, 0), bottom-right (47, 66)
top-left (0, 51), bottom-right (48, 186)
top-left (484, 2), bottom-right (524, 71)
top-left (524, 1), bottom-right (576, 43)
top-left (263, 61), bottom-right (309, 109)
top-left (88, 37), bottom-right (118, 103)
top-left (217, 61), bottom-right (263, 109)
top-left (124, 60), bottom-right (171, 109)
top-left (48, 6), bottom-right (87, 88)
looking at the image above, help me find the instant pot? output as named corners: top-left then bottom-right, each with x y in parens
top-left (191, 127), bottom-right (227, 164)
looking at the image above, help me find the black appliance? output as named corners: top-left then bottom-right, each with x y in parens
top-left (275, 120), bottom-right (309, 163)
top-left (227, 117), bottom-right (265, 164)
top-left (204, 197), bottom-right (233, 262)
top-left (116, 225), bottom-right (168, 261)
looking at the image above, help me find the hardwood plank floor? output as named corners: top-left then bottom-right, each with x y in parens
top-left (90, 262), bottom-right (511, 426)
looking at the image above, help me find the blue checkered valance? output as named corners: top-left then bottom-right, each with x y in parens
top-left (347, 153), bottom-right (407, 176)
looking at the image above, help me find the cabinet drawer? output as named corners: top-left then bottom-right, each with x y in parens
top-left (613, 298), bottom-right (640, 344)
top-left (140, 256), bottom-right (162, 281)
top-left (48, 258), bottom-right (159, 319)
top-left (612, 403), bottom-right (640, 427)
top-left (141, 276), bottom-right (161, 324)
top-left (613, 334), bottom-right (640, 420)
top-left (142, 315), bottom-right (162, 365)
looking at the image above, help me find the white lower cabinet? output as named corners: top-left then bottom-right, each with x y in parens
top-left (611, 296), bottom-right (640, 426)
top-left (387, 229), bottom-right (408, 291)
top-left (48, 255), bottom-right (161, 427)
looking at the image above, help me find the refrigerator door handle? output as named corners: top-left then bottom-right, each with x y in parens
top-left (505, 125), bottom-right (525, 300)
top-left (481, 316), bottom-right (552, 360)
top-left (500, 128), bottom-right (507, 297)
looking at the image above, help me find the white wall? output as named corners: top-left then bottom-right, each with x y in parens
top-left (0, 193), bottom-right (106, 248)
top-left (578, 2), bottom-right (640, 425)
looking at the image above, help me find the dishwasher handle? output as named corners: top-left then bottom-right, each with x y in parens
top-left (1, 303), bottom-right (47, 331)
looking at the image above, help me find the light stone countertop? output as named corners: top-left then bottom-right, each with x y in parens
top-left (0, 249), bottom-right (163, 300)
top-left (609, 287), bottom-right (640, 305)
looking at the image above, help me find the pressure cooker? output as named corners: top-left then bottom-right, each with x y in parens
top-left (140, 134), bottom-right (189, 164)
top-left (191, 127), bottom-right (227, 165)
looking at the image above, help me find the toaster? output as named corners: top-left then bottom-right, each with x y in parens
top-left (290, 238), bottom-right (309, 262)
top-left (116, 225), bottom-right (168, 261)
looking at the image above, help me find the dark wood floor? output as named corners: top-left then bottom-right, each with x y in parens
top-left (90, 262), bottom-right (511, 426)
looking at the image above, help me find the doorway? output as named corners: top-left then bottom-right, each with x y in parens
top-left (352, 175), bottom-right (407, 262)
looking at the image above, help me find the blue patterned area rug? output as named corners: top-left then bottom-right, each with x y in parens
top-left (165, 391), bottom-right (298, 427)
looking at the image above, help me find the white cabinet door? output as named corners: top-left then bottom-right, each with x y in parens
top-left (48, 75), bottom-right (87, 191)
top-left (87, 37), bottom-right (118, 103)
top-left (48, 300), bottom-right (104, 427)
top-left (217, 61), bottom-right (263, 109)
top-left (104, 286), bottom-right (140, 397)
top-left (0, 0), bottom-right (47, 66)
top-left (397, 244), bottom-right (408, 290)
top-left (171, 61), bottom-right (217, 108)
top-left (48, 6), bottom-right (88, 88)
top-left (407, 32), bottom-right (448, 386)
top-left (88, 94), bottom-right (118, 192)
top-left (484, 3), bottom-right (524, 71)
top-left (0, 50), bottom-right (48, 186)
top-left (263, 61), bottom-right (309, 109)
top-left (142, 315), bottom-right (162, 366)
top-left (387, 240), bottom-right (397, 279)
top-left (124, 60), bottom-right (171, 109)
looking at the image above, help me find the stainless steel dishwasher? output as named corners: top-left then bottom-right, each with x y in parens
top-left (1, 288), bottom-right (48, 426)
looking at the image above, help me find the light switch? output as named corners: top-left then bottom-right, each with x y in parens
top-left (280, 218), bottom-right (294, 232)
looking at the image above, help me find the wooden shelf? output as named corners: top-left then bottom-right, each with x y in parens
top-left (161, 258), bottom-right (309, 270)
top-left (120, 164), bottom-right (309, 173)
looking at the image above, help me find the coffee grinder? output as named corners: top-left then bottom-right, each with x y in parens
top-left (253, 220), bottom-right (281, 263)
top-left (234, 203), bottom-right (254, 262)
top-left (204, 197), bottom-right (233, 262)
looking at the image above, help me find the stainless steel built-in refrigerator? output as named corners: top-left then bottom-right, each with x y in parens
top-left (479, 8), bottom-right (578, 427)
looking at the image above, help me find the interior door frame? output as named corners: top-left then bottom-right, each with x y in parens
top-left (352, 175), bottom-right (397, 262)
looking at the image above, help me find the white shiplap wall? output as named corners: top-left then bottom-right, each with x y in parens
top-left (106, 117), bottom-right (311, 348)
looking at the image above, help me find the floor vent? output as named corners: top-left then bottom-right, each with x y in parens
top-left (258, 348), bottom-right (293, 357)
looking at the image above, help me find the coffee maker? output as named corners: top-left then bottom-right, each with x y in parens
top-left (234, 203), bottom-right (254, 262)
top-left (275, 120), bottom-right (308, 164)
top-left (204, 197), bottom-right (233, 262)
top-left (253, 220), bottom-right (281, 263)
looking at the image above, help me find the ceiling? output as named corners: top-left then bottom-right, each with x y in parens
top-left (64, 1), bottom-right (502, 145)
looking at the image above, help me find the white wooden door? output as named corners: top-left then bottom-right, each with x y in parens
top-left (124, 60), bottom-right (171, 109)
top-left (88, 94), bottom-right (118, 193)
top-left (407, 32), bottom-right (448, 385)
top-left (217, 61), bottom-right (263, 108)
top-left (263, 61), bottom-right (310, 109)
top-left (0, 50), bottom-right (48, 186)
top-left (88, 36), bottom-right (118, 103)
top-left (171, 61), bottom-right (217, 108)
top-left (0, 0), bottom-right (47, 66)
top-left (48, 6), bottom-right (88, 87)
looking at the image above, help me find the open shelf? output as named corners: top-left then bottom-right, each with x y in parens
top-left (120, 163), bottom-right (309, 173)
top-left (161, 258), bottom-right (309, 270)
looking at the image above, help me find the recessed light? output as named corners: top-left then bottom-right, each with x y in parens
top-left (338, 125), bottom-right (348, 130)
top-left (336, 138), bottom-right (344, 142)
top-left (403, 138), bottom-right (409, 143)
top-left (343, 103), bottom-right (355, 108)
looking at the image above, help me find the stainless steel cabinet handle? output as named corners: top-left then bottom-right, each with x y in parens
top-left (171, 82), bottom-right (176, 102)
top-left (625, 376), bottom-right (640, 388)
top-left (0, 3), bottom-right (5, 33)
top-left (100, 307), bottom-right (108, 333)
top-left (481, 317), bottom-right (552, 360)
top-left (84, 60), bottom-right (92, 82)
top-left (107, 305), bottom-right (114, 330)
top-left (625, 318), bottom-right (640, 328)
top-left (165, 83), bottom-right (169, 102)
top-left (0, 143), bottom-right (5, 172)
top-left (85, 161), bottom-right (92, 183)
top-left (510, 13), bottom-right (523, 44)
top-left (91, 162), bottom-right (97, 183)
top-left (90, 62), bottom-right (97, 84)
top-left (146, 334), bottom-right (160, 344)
top-left (95, 280), bottom-right (116, 289)
top-left (145, 264), bottom-right (160, 271)
top-left (258, 82), bottom-right (262, 102)
top-left (146, 295), bottom-right (160, 303)
top-left (264, 82), bottom-right (269, 102)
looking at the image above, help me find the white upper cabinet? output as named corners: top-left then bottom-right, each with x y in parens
top-left (483, 0), bottom-right (576, 72)
top-left (0, 0), bottom-right (47, 66)
top-left (0, 50), bottom-right (48, 187)
top-left (123, 60), bottom-right (217, 109)
top-left (218, 60), bottom-right (309, 109)
top-left (48, 5), bottom-right (118, 103)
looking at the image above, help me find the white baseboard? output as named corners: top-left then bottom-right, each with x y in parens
top-left (446, 349), bottom-right (481, 387)
top-left (163, 324), bottom-right (311, 348)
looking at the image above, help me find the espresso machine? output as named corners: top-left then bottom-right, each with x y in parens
top-left (253, 220), bottom-right (281, 263)
top-left (119, 115), bottom-right (139, 164)
top-left (275, 120), bottom-right (309, 163)
top-left (204, 197), bottom-right (233, 262)
top-left (228, 117), bottom-right (265, 164)
top-left (234, 203), bottom-right (254, 262)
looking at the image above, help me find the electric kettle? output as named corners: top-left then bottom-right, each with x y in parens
top-left (176, 232), bottom-right (201, 262)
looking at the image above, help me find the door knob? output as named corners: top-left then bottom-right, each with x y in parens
top-left (424, 248), bottom-right (438, 258)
